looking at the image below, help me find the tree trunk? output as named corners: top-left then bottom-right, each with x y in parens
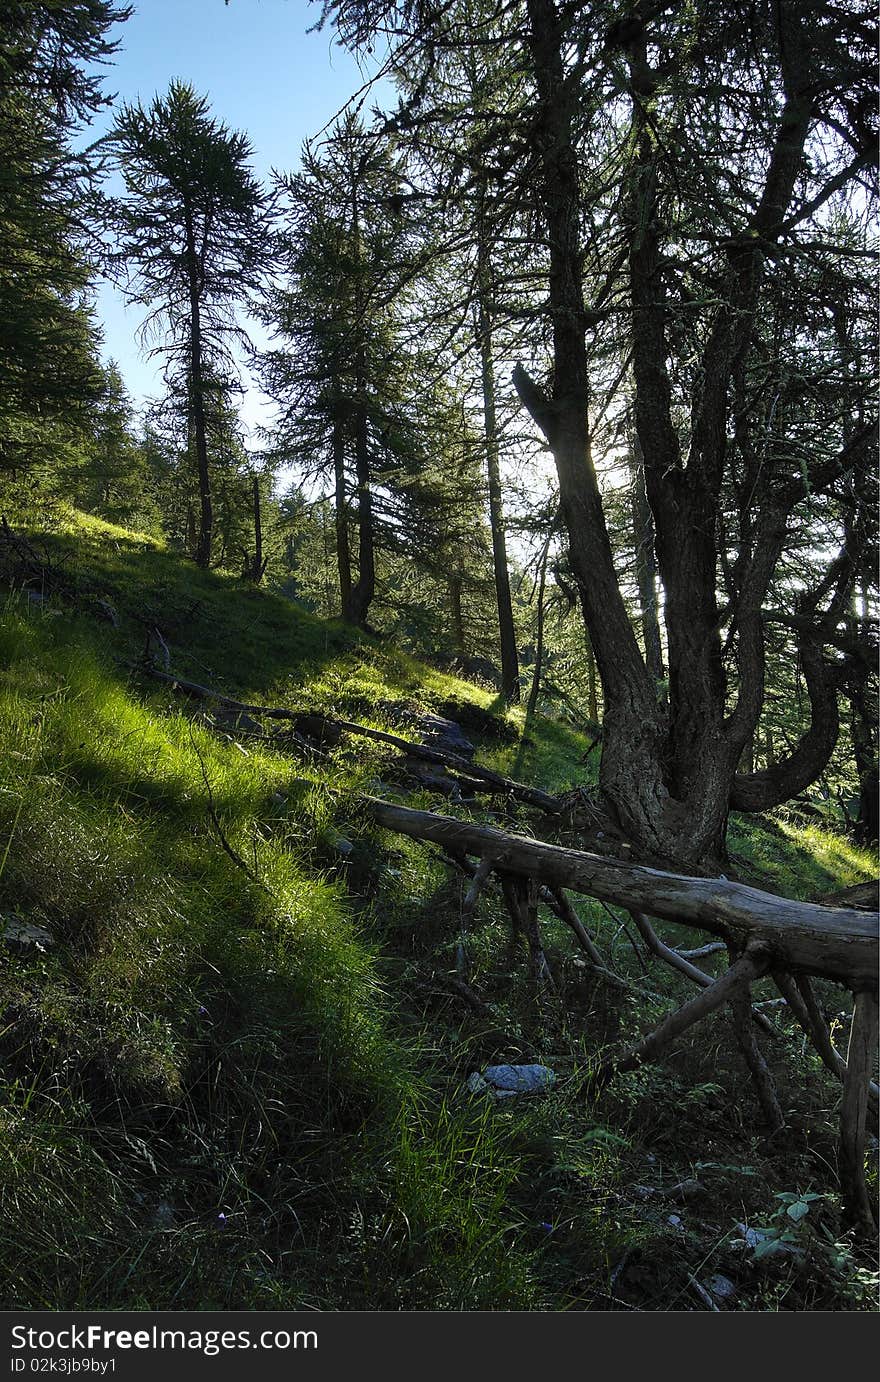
top-left (366, 798), bottom-right (879, 988)
top-left (342, 172), bottom-right (375, 630)
top-left (248, 473), bottom-right (264, 583)
top-left (185, 214), bottom-right (212, 570)
top-left (342, 396), bottom-right (375, 627)
top-left (477, 204), bottom-right (520, 704)
top-left (526, 538), bottom-right (548, 718)
top-left (517, 0), bottom-right (676, 860)
top-left (585, 633), bottom-right (598, 724)
top-left (516, 0), bottom-right (825, 868)
top-left (449, 571), bottom-right (466, 656)
top-left (628, 413), bottom-right (664, 688)
top-left (333, 418), bottom-right (353, 617)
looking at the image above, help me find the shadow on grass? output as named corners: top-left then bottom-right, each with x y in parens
top-left (33, 525), bottom-right (358, 700)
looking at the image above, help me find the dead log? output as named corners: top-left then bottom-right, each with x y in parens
top-left (629, 910), bottom-right (776, 1035)
top-left (447, 853), bottom-right (658, 999)
top-left (501, 875), bottom-right (555, 989)
top-left (726, 952), bottom-right (785, 1131)
top-left (590, 946), bottom-right (773, 1091)
top-left (773, 971), bottom-right (879, 1113)
top-left (136, 666), bottom-right (558, 812)
top-left (839, 990), bottom-right (879, 1234)
top-left (365, 799), bottom-right (878, 989)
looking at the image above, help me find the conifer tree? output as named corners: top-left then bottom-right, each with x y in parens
top-left (109, 82), bottom-right (271, 566)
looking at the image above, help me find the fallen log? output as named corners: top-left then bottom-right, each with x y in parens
top-left (839, 990), bottom-right (879, 1234)
top-left (590, 946), bottom-right (773, 1091)
top-left (368, 799), bottom-right (878, 1225)
top-left (364, 798), bottom-right (879, 989)
top-left (135, 665), bottom-right (558, 812)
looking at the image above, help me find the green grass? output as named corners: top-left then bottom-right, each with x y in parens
top-left (0, 595), bottom-right (542, 1307)
top-left (0, 508), bottom-right (876, 1311)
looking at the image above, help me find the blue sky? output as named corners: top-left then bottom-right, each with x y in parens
top-left (88, 0), bottom-right (391, 433)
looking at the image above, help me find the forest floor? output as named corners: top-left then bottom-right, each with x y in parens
top-left (0, 510), bottom-right (877, 1311)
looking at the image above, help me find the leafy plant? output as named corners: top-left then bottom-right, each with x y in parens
top-left (752, 1191), bottom-right (827, 1259)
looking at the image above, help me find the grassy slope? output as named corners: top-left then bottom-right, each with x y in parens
top-left (0, 512), bottom-right (876, 1310)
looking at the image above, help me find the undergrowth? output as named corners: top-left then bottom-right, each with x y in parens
top-left (0, 511), bottom-right (876, 1311)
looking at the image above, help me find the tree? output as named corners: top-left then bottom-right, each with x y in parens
top-left (71, 360), bottom-right (158, 529)
top-left (0, 1), bottom-right (129, 476)
top-left (314, 0), bottom-right (877, 868)
top-left (264, 115), bottom-right (431, 628)
top-left (109, 81), bottom-right (271, 567)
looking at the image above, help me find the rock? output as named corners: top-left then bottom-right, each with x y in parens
top-left (2, 917), bottom-right (53, 953)
top-left (403, 759), bottom-right (462, 796)
top-left (481, 1063), bottom-right (556, 1096)
top-left (632, 1185), bottom-right (658, 1201)
top-left (453, 655), bottom-right (503, 690)
top-left (735, 1224), bottom-right (763, 1249)
top-left (466, 1072), bottom-right (489, 1095)
top-left (666, 1214), bottom-right (684, 1229)
top-left (705, 1273), bottom-right (737, 1304)
top-left (292, 713), bottom-right (343, 747)
top-left (25, 589), bottom-right (47, 607)
top-left (413, 713), bottom-right (476, 760)
top-left (327, 832), bottom-right (354, 858)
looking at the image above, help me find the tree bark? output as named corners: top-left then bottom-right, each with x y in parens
top-left (366, 798), bottom-right (879, 987)
top-left (342, 391), bottom-right (376, 628)
top-left (592, 946), bottom-right (772, 1090)
top-left (341, 162), bottom-right (375, 629)
top-left (449, 571), bottom-right (466, 656)
top-left (526, 537), bottom-right (549, 717)
top-left (185, 211), bottom-right (212, 570)
top-left (476, 199), bottom-right (520, 703)
top-left (332, 419), bottom-right (353, 617)
top-left (517, 0), bottom-right (672, 859)
top-left (248, 473), bottom-right (264, 583)
top-left (838, 989), bottom-right (879, 1233)
top-left (628, 414), bottom-right (664, 687)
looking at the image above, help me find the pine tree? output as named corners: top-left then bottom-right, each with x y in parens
top-left (264, 115), bottom-right (426, 628)
top-left (0, 2), bottom-right (128, 476)
top-left (109, 81), bottom-right (272, 567)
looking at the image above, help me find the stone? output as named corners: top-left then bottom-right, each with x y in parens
top-left (152, 1201), bottom-right (175, 1228)
top-left (481, 1064), bottom-right (556, 1096)
top-left (413, 713), bottom-right (475, 760)
top-left (2, 916), bottom-right (53, 953)
top-left (734, 1223), bottom-right (804, 1259)
top-left (705, 1273), bottom-right (737, 1303)
top-left (324, 832), bottom-right (354, 857)
top-left (213, 708), bottom-right (262, 735)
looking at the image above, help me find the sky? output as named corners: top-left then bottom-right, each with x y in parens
top-left (86, 0), bottom-right (392, 436)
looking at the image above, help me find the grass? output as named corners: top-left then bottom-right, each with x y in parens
top-left (0, 508), bottom-right (876, 1311)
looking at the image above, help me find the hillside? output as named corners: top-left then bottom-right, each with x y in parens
top-left (0, 513), bottom-right (876, 1311)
